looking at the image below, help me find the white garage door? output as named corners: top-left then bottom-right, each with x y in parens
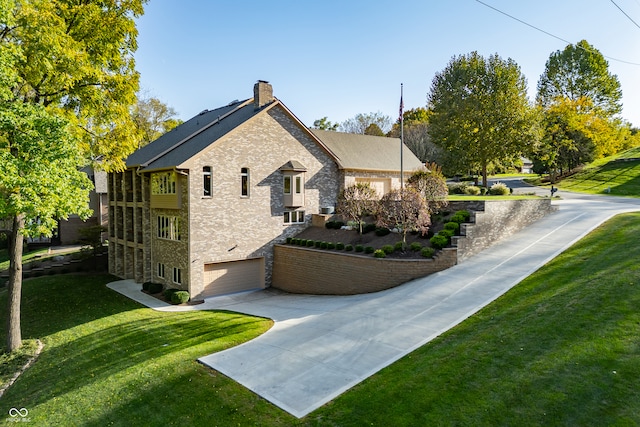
top-left (202, 258), bottom-right (265, 298)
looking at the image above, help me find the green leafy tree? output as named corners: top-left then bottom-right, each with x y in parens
top-left (4, 0), bottom-right (146, 171)
top-left (0, 0), bottom-right (145, 352)
top-left (133, 94), bottom-right (181, 148)
top-left (0, 102), bottom-right (92, 352)
top-left (427, 52), bottom-right (540, 187)
top-left (364, 123), bottom-right (384, 136)
top-left (340, 112), bottom-right (392, 134)
top-left (537, 40), bottom-right (622, 118)
top-left (337, 183), bottom-right (378, 234)
top-left (312, 116), bottom-right (339, 131)
top-left (407, 163), bottom-right (449, 212)
top-left (376, 188), bottom-right (431, 245)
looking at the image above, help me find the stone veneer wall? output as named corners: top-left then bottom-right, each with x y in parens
top-left (272, 246), bottom-right (457, 295)
top-left (449, 199), bottom-right (557, 262)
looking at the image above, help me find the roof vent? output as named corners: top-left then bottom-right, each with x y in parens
top-left (227, 99), bottom-right (240, 106)
top-left (198, 109), bottom-right (209, 115)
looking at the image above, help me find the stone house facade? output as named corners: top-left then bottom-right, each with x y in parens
top-left (108, 81), bottom-right (423, 300)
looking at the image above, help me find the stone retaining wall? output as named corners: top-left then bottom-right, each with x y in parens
top-left (272, 245), bottom-right (457, 295)
top-left (450, 199), bottom-right (557, 262)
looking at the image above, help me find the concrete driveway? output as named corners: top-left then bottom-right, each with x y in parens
top-left (108, 191), bottom-right (640, 418)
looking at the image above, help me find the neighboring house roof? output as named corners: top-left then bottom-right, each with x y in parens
top-left (310, 129), bottom-right (424, 172)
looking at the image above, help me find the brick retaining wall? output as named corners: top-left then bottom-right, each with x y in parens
top-left (450, 199), bottom-right (557, 262)
top-left (272, 245), bottom-right (457, 295)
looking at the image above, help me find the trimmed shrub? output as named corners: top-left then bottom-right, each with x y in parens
top-left (410, 242), bottom-right (423, 251)
top-left (430, 234), bottom-right (449, 250)
top-left (306, 240), bottom-right (315, 247)
top-left (163, 288), bottom-right (179, 300)
top-left (325, 220), bottom-right (345, 229)
top-left (148, 282), bottom-right (163, 294)
top-left (298, 239), bottom-right (307, 246)
top-left (456, 210), bottom-right (471, 221)
top-left (394, 241), bottom-right (404, 252)
top-left (489, 182), bottom-right (510, 195)
top-left (374, 249), bottom-right (386, 258)
top-left (444, 222), bottom-right (460, 234)
top-left (447, 182), bottom-right (468, 194)
top-left (363, 223), bottom-right (377, 234)
top-left (375, 227), bottom-right (391, 236)
top-left (327, 242), bottom-right (336, 250)
top-left (382, 244), bottom-right (394, 254)
top-left (464, 185), bottom-right (481, 195)
top-left (364, 246), bottom-right (375, 254)
top-left (320, 241), bottom-right (328, 249)
top-left (355, 245), bottom-right (364, 252)
top-left (315, 240), bottom-right (322, 248)
top-left (142, 282), bottom-right (152, 291)
top-left (439, 229), bottom-right (455, 238)
top-left (336, 242), bottom-right (345, 250)
top-left (345, 244), bottom-right (353, 251)
top-left (171, 291), bottom-right (190, 304)
top-left (421, 247), bottom-right (435, 258)
top-left (286, 237), bottom-right (292, 244)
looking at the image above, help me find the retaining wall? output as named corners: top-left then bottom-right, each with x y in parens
top-left (272, 245), bottom-right (457, 295)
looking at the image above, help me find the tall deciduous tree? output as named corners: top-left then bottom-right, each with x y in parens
top-left (377, 188), bottom-right (430, 245)
top-left (0, 0), bottom-right (145, 352)
top-left (537, 40), bottom-right (622, 118)
top-left (427, 52), bottom-right (540, 187)
top-left (4, 0), bottom-right (146, 170)
top-left (337, 183), bottom-right (378, 234)
top-left (133, 94), bottom-right (181, 148)
top-left (388, 108), bottom-right (444, 163)
top-left (340, 112), bottom-right (392, 135)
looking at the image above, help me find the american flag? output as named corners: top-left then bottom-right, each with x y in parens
top-left (399, 85), bottom-right (404, 123)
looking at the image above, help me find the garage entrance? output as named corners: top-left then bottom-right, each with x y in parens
top-left (202, 258), bottom-right (265, 298)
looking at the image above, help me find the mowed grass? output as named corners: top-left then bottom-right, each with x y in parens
top-left (556, 146), bottom-right (640, 196)
top-left (0, 275), bottom-right (282, 426)
top-left (1, 213), bottom-right (639, 425)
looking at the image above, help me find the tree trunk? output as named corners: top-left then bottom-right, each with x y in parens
top-left (6, 214), bottom-right (25, 353)
top-left (482, 162), bottom-right (488, 189)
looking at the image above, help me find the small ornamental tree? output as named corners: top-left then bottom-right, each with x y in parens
top-left (376, 188), bottom-right (431, 246)
top-left (337, 183), bottom-right (378, 234)
top-left (407, 162), bottom-right (449, 212)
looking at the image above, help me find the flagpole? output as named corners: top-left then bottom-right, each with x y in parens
top-left (400, 83), bottom-right (404, 189)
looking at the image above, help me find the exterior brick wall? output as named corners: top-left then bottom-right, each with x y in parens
top-left (272, 245), bottom-right (457, 295)
top-left (449, 199), bottom-right (557, 262)
top-left (183, 105), bottom-right (340, 299)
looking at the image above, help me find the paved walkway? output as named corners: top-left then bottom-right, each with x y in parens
top-left (108, 192), bottom-right (640, 418)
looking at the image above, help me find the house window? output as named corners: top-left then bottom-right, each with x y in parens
top-left (295, 176), bottom-right (302, 194)
top-left (157, 215), bottom-right (181, 240)
top-left (203, 166), bottom-right (211, 196)
top-left (151, 172), bottom-right (177, 195)
top-left (241, 167), bottom-right (249, 197)
top-left (157, 263), bottom-right (165, 278)
top-left (283, 176), bottom-right (291, 195)
top-left (284, 210), bottom-right (305, 224)
top-left (173, 267), bottom-right (182, 285)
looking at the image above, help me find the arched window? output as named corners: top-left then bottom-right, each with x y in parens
top-left (241, 167), bottom-right (249, 197)
top-left (203, 166), bottom-right (211, 196)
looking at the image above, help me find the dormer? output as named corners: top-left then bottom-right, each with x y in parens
top-left (280, 161), bottom-right (306, 208)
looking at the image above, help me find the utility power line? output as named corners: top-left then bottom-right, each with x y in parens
top-left (610, 0), bottom-right (640, 30)
top-left (474, 0), bottom-right (640, 66)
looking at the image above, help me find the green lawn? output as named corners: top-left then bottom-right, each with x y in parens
top-left (1, 213), bottom-right (639, 425)
top-left (538, 146), bottom-right (640, 197)
top-left (0, 248), bottom-right (49, 271)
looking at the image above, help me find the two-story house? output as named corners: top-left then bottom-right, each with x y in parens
top-left (108, 81), bottom-right (423, 299)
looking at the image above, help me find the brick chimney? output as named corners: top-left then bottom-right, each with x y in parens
top-left (253, 80), bottom-right (273, 110)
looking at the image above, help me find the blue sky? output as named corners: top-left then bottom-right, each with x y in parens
top-left (134, 0), bottom-right (640, 128)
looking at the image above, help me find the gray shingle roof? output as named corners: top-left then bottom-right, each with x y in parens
top-left (310, 129), bottom-right (424, 172)
top-left (126, 99), bottom-right (257, 171)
